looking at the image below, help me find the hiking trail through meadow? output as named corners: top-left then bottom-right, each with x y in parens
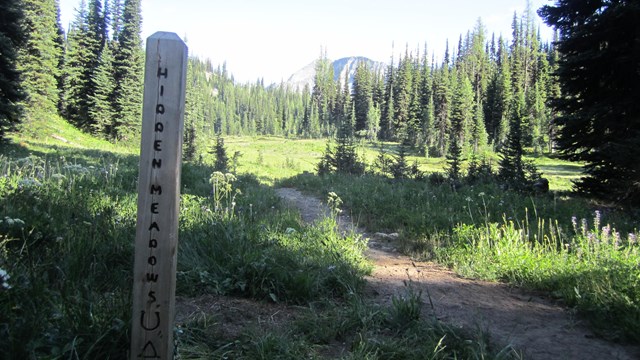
top-left (275, 187), bottom-right (640, 360)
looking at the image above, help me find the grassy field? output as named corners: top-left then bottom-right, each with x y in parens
top-left (3, 119), bottom-right (639, 358)
top-left (222, 136), bottom-right (582, 191)
top-left (0, 120), bottom-right (523, 358)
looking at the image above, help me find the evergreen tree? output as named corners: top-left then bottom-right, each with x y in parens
top-left (498, 90), bottom-right (527, 187)
top-left (311, 49), bottom-right (335, 136)
top-left (379, 58), bottom-right (394, 140)
top-left (0, 0), bottom-right (26, 140)
top-left (446, 132), bottom-right (463, 181)
top-left (432, 61), bottom-right (452, 156)
top-left (352, 61), bottom-right (372, 137)
top-left (318, 104), bottom-right (364, 176)
top-left (471, 99), bottom-right (488, 154)
top-left (88, 42), bottom-right (115, 136)
top-left (63, 0), bottom-right (102, 129)
top-left (212, 134), bottom-right (229, 172)
top-left (540, 0), bottom-right (640, 203)
top-left (450, 70), bottom-right (474, 155)
top-left (393, 49), bottom-right (413, 141)
top-left (111, 0), bottom-right (143, 141)
top-left (17, 0), bottom-right (63, 120)
top-left (485, 37), bottom-right (512, 148)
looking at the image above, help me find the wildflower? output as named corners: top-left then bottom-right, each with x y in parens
top-left (629, 233), bottom-right (637, 245)
top-left (327, 265), bottom-right (337, 272)
top-left (601, 225), bottom-right (611, 241)
top-left (594, 210), bottom-right (601, 230)
top-left (465, 196), bottom-right (472, 202)
top-left (571, 216), bottom-right (578, 232)
top-left (478, 192), bottom-right (485, 197)
top-left (581, 218), bottom-right (588, 236)
top-left (613, 230), bottom-right (621, 248)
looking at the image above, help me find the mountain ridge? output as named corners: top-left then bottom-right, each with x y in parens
top-left (285, 56), bottom-right (386, 92)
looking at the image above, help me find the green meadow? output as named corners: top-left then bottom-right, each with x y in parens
top-left (1, 121), bottom-right (638, 358)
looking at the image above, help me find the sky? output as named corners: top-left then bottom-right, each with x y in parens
top-left (58, 0), bottom-right (555, 84)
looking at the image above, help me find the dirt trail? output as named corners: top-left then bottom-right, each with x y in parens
top-left (276, 187), bottom-right (640, 360)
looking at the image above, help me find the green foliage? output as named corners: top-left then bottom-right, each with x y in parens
top-left (0, 0), bottom-right (25, 141)
top-left (317, 117), bottom-right (365, 176)
top-left (62, 0), bottom-right (106, 130)
top-left (212, 134), bottom-right (230, 172)
top-left (0, 144), bottom-right (372, 357)
top-left (373, 143), bottom-right (424, 180)
top-left (111, 0), bottom-right (143, 142)
top-left (540, 1), bottom-right (640, 204)
top-left (284, 170), bottom-right (640, 341)
top-left (440, 212), bottom-right (640, 342)
top-left (0, 152), bottom-right (138, 358)
top-left (498, 90), bottom-right (541, 191)
top-left (17, 0), bottom-right (63, 120)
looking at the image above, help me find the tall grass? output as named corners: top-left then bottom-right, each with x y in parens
top-left (440, 212), bottom-right (640, 341)
top-left (0, 147), bottom-right (369, 358)
top-left (282, 172), bottom-right (640, 342)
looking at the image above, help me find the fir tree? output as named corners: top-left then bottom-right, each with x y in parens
top-left (450, 70), bottom-right (474, 156)
top-left (0, 0), bottom-right (26, 140)
top-left (318, 104), bottom-right (364, 176)
top-left (433, 54), bottom-right (452, 156)
top-left (352, 61), bottom-right (372, 136)
top-left (89, 43), bottom-right (116, 136)
top-left (379, 55), bottom-right (395, 140)
top-left (212, 134), bottom-right (229, 172)
top-left (111, 0), bottom-right (143, 141)
top-left (471, 100), bottom-right (488, 154)
top-left (17, 0), bottom-right (63, 120)
top-left (498, 90), bottom-right (528, 187)
top-left (540, 0), bottom-right (640, 203)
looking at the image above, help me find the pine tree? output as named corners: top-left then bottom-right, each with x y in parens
top-left (352, 61), bottom-right (372, 137)
top-left (0, 0), bottom-right (26, 140)
top-left (111, 0), bottom-right (143, 141)
top-left (450, 70), bottom-right (474, 156)
top-left (17, 0), bottom-right (63, 120)
top-left (62, 0), bottom-right (91, 128)
top-left (379, 58), bottom-right (394, 140)
top-left (318, 103), bottom-right (364, 176)
top-left (540, 0), bottom-right (640, 203)
top-left (212, 134), bottom-right (229, 172)
top-left (88, 42), bottom-right (115, 136)
top-left (446, 132), bottom-right (463, 181)
top-left (498, 90), bottom-right (526, 187)
top-left (393, 49), bottom-right (413, 142)
top-left (485, 37), bottom-right (512, 148)
top-left (433, 61), bottom-right (452, 156)
top-left (471, 99), bottom-right (488, 154)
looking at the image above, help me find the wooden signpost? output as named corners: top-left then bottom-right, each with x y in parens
top-left (131, 32), bottom-right (187, 359)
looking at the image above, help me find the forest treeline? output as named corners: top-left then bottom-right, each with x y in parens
top-left (2, 1), bottom-right (637, 202)
top-left (184, 7), bottom-right (558, 161)
top-left (0, 0), bottom-right (556, 160)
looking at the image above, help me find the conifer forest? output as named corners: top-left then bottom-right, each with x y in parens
top-left (2, 0), bottom-right (638, 202)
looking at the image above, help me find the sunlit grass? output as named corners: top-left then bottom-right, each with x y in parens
top-left (202, 136), bottom-right (582, 191)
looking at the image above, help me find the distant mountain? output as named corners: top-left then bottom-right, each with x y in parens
top-left (285, 56), bottom-right (386, 92)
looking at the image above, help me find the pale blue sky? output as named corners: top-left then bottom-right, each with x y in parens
top-left (58, 0), bottom-right (554, 84)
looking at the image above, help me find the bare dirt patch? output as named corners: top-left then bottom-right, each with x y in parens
top-left (275, 187), bottom-right (640, 360)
